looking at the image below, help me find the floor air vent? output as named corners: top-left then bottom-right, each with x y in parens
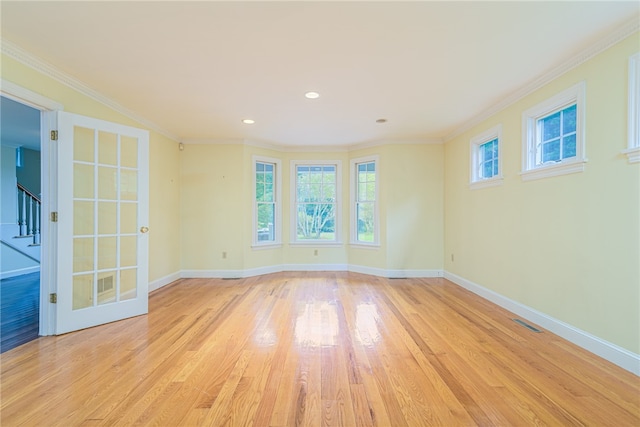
top-left (513, 318), bottom-right (542, 333)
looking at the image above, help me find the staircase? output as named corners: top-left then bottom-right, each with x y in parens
top-left (0, 184), bottom-right (41, 264)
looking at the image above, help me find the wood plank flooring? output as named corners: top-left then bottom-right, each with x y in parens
top-left (1, 272), bottom-right (638, 426)
top-left (0, 272), bottom-right (39, 353)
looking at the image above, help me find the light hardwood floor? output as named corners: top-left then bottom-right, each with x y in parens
top-left (1, 272), bottom-right (638, 426)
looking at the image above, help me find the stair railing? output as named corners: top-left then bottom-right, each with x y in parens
top-left (16, 183), bottom-right (41, 245)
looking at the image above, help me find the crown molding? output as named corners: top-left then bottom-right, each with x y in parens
top-left (444, 18), bottom-right (640, 143)
top-left (1, 40), bottom-right (180, 142)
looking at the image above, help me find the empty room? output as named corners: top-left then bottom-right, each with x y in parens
top-left (1, 1), bottom-right (639, 426)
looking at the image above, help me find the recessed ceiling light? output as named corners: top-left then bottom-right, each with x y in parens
top-left (305, 91), bottom-right (320, 99)
top-left (242, 119), bottom-right (255, 124)
top-left (376, 118), bottom-right (387, 123)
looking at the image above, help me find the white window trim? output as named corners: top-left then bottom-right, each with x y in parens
top-left (469, 124), bottom-right (503, 190)
top-left (350, 155), bottom-right (380, 247)
top-left (623, 52), bottom-right (640, 163)
top-left (521, 81), bottom-right (587, 181)
top-left (252, 155), bottom-right (282, 248)
top-left (290, 159), bottom-right (342, 245)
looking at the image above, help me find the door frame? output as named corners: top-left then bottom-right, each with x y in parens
top-left (1, 79), bottom-right (62, 336)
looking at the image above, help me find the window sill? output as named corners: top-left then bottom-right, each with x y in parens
top-left (289, 242), bottom-right (343, 248)
top-left (251, 243), bottom-right (282, 250)
top-left (622, 146), bottom-right (640, 163)
top-left (349, 242), bottom-right (381, 249)
top-left (520, 159), bottom-right (587, 182)
top-left (469, 177), bottom-right (503, 190)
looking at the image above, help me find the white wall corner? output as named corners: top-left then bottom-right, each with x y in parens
top-left (444, 271), bottom-right (640, 376)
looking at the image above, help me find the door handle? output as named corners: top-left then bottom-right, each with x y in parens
top-left (140, 226), bottom-right (149, 233)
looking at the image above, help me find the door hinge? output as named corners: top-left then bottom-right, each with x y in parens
top-left (51, 212), bottom-right (58, 222)
top-left (50, 130), bottom-right (58, 141)
top-left (50, 293), bottom-right (57, 304)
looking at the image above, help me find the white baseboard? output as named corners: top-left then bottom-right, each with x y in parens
top-left (180, 265), bottom-right (443, 280)
top-left (444, 271), bottom-right (640, 376)
top-left (148, 271), bottom-right (181, 292)
top-left (349, 264), bottom-right (443, 278)
top-left (1, 266), bottom-right (40, 280)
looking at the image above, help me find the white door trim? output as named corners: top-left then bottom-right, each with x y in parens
top-left (1, 79), bottom-right (63, 336)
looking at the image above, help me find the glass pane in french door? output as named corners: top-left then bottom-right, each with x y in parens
top-left (71, 126), bottom-right (138, 310)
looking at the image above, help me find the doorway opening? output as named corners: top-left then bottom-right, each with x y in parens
top-left (0, 96), bottom-right (42, 352)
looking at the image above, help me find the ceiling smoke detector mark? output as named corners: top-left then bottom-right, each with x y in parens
top-left (304, 91), bottom-right (320, 99)
top-left (376, 118), bottom-right (387, 124)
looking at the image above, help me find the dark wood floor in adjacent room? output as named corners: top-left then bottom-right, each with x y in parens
top-left (1, 271), bottom-right (39, 353)
top-left (1, 272), bottom-right (638, 426)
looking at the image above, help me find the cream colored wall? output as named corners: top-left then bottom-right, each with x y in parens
top-left (444, 34), bottom-right (640, 354)
top-left (384, 144), bottom-right (444, 272)
top-left (180, 143), bottom-right (444, 273)
top-left (180, 144), bottom-right (245, 271)
top-left (1, 54), bottom-right (182, 284)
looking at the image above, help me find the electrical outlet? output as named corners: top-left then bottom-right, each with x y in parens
top-left (222, 251), bottom-right (227, 259)
top-left (451, 253), bottom-right (454, 262)
top-left (314, 249), bottom-right (318, 256)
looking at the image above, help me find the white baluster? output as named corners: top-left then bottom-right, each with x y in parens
top-left (28, 197), bottom-right (34, 236)
top-left (20, 190), bottom-right (27, 236)
top-left (34, 202), bottom-right (41, 245)
top-left (16, 187), bottom-right (20, 226)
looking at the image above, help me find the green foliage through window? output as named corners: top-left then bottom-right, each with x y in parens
top-left (256, 162), bottom-right (276, 242)
top-left (356, 161), bottom-right (376, 242)
top-left (296, 165), bottom-right (336, 240)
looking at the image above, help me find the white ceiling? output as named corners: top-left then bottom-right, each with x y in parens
top-left (2, 1), bottom-right (639, 148)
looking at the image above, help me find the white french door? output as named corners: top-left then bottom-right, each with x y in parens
top-left (56, 112), bottom-right (149, 334)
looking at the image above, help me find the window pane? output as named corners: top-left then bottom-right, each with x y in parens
top-left (256, 182), bottom-right (265, 201)
top-left (357, 202), bottom-right (374, 242)
top-left (323, 170), bottom-right (336, 183)
top-left (366, 162), bottom-right (375, 172)
top-left (542, 139), bottom-right (561, 163)
top-left (562, 134), bottom-right (576, 159)
top-left (255, 160), bottom-right (278, 244)
top-left (483, 161), bottom-right (493, 178)
top-left (358, 182), bottom-right (367, 201)
top-left (264, 183), bottom-right (274, 202)
top-left (308, 184), bottom-right (321, 202)
top-left (296, 203), bottom-right (335, 240)
top-left (493, 160), bottom-right (499, 177)
top-left (563, 104), bottom-right (577, 134)
top-left (541, 112), bottom-right (561, 141)
top-left (323, 184), bottom-right (336, 202)
top-left (257, 203), bottom-right (275, 241)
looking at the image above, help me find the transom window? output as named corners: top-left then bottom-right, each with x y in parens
top-left (522, 81), bottom-right (586, 181)
top-left (470, 124), bottom-right (502, 189)
top-left (479, 138), bottom-right (499, 179)
top-left (536, 104), bottom-right (577, 165)
top-left (292, 161), bottom-right (341, 243)
top-left (350, 156), bottom-right (379, 245)
top-left (624, 52), bottom-right (640, 163)
top-left (253, 156), bottom-right (281, 246)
